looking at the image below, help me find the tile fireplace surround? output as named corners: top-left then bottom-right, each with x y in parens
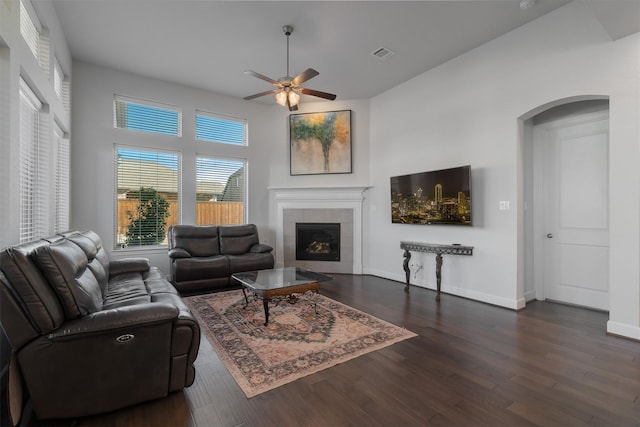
top-left (269, 187), bottom-right (370, 274)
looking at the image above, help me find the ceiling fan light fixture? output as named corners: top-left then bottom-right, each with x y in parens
top-left (275, 88), bottom-right (300, 108)
top-left (288, 89), bottom-right (300, 107)
top-left (275, 90), bottom-right (288, 107)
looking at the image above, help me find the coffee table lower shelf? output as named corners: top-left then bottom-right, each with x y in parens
top-left (240, 282), bottom-right (320, 326)
top-left (232, 267), bottom-right (333, 326)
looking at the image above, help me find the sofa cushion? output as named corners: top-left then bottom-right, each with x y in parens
top-left (169, 225), bottom-right (220, 257)
top-left (64, 231), bottom-right (110, 295)
top-left (102, 272), bottom-right (150, 309)
top-left (219, 224), bottom-right (259, 255)
top-left (33, 239), bottom-right (103, 318)
top-left (227, 253), bottom-right (275, 274)
top-left (172, 256), bottom-right (229, 283)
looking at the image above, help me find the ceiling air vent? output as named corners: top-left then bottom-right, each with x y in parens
top-left (371, 46), bottom-right (395, 61)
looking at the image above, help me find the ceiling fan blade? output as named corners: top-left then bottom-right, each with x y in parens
top-left (291, 68), bottom-right (319, 87)
top-left (299, 87), bottom-right (337, 101)
top-left (244, 70), bottom-right (280, 86)
top-left (243, 89), bottom-right (279, 100)
top-left (288, 103), bottom-right (298, 112)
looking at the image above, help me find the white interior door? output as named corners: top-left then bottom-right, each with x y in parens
top-left (536, 112), bottom-right (609, 310)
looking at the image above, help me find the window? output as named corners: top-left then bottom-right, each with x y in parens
top-left (196, 156), bottom-right (246, 225)
top-left (53, 122), bottom-right (69, 233)
top-left (19, 78), bottom-right (48, 242)
top-left (20, 0), bottom-right (49, 77)
top-left (53, 58), bottom-right (70, 110)
top-left (53, 58), bottom-right (63, 99)
top-left (114, 95), bottom-right (182, 136)
top-left (196, 110), bottom-right (246, 145)
top-left (20, 0), bottom-right (39, 60)
top-left (115, 147), bottom-right (180, 248)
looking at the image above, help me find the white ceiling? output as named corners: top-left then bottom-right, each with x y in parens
top-left (47, 0), bottom-right (639, 105)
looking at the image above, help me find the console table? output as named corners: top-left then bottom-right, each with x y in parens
top-left (401, 241), bottom-right (474, 300)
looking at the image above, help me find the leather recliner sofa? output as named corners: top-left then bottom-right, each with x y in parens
top-left (0, 230), bottom-right (200, 421)
top-left (168, 224), bottom-right (274, 294)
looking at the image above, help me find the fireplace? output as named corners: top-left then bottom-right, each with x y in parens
top-left (296, 223), bottom-right (340, 262)
top-left (270, 186), bottom-right (369, 274)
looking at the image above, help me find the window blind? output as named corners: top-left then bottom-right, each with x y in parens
top-left (54, 122), bottom-right (69, 234)
top-left (53, 58), bottom-right (70, 110)
top-left (19, 78), bottom-right (48, 242)
top-left (196, 110), bottom-right (246, 145)
top-left (53, 58), bottom-right (63, 99)
top-left (20, 0), bottom-right (39, 60)
top-left (114, 95), bottom-right (182, 136)
top-left (20, 0), bottom-right (49, 77)
top-left (115, 147), bottom-right (179, 248)
top-left (195, 155), bottom-right (246, 225)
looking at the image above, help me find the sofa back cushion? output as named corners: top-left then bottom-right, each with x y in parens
top-left (34, 239), bottom-right (103, 318)
top-left (219, 224), bottom-right (260, 255)
top-left (64, 230), bottom-right (109, 294)
top-left (169, 225), bottom-right (220, 257)
top-left (0, 238), bottom-right (66, 334)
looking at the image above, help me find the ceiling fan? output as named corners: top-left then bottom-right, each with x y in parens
top-left (244, 25), bottom-right (337, 111)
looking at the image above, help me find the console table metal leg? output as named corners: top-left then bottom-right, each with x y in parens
top-left (435, 252), bottom-right (443, 301)
top-left (403, 249), bottom-right (411, 292)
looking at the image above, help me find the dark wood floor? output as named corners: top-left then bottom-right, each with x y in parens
top-left (6, 274), bottom-right (640, 426)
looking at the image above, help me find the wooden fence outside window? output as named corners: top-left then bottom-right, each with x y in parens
top-left (117, 200), bottom-right (244, 244)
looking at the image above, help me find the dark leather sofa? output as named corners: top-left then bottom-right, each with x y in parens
top-left (0, 230), bottom-right (200, 421)
top-left (168, 224), bottom-right (274, 294)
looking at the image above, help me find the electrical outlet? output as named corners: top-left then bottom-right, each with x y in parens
top-left (499, 201), bottom-right (510, 210)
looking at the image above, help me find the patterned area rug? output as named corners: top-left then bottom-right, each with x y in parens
top-left (184, 289), bottom-right (416, 398)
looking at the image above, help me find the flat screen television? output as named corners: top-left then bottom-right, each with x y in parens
top-left (390, 165), bottom-right (471, 225)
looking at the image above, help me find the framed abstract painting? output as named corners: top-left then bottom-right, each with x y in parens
top-left (289, 110), bottom-right (352, 175)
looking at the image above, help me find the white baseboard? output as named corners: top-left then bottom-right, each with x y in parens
top-left (607, 321), bottom-right (640, 341)
top-left (363, 268), bottom-right (522, 310)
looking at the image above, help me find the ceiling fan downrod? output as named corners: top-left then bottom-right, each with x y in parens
top-left (283, 25), bottom-right (293, 79)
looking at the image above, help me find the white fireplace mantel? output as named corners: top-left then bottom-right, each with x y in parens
top-left (269, 186), bottom-right (371, 274)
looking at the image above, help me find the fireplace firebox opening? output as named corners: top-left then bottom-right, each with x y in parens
top-left (295, 223), bottom-right (340, 262)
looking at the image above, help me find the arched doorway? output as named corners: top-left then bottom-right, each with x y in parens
top-left (520, 97), bottom-right (610, 311)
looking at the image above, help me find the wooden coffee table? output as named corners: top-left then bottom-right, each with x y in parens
top-left (231, 267), bottom-right (333, 325)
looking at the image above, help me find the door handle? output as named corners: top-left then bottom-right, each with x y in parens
top-left (546, 233), bottom-right (553, 238)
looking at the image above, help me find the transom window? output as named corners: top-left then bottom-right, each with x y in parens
top-left (20, 0), bottom-right (49, 77)
top-left (196, 110), bottom-right (246, 145)
top-left (114, 95), bottom-right (182, 136)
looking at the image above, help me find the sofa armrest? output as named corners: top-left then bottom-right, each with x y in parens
top-left (47, 303), bottom-right (179, 340)
top-left (168, 248), bottom-right (191, 259)
top-left (109, 258), bottom-right (150, 276)
top-left (250, 243), bottom-right (273, 253)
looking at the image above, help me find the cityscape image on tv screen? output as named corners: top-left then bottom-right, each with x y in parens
top-left (390, 165), bottom-right (471, 225)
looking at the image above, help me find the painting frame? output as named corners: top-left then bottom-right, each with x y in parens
top-left (289, 110), bottom-right (352, 176)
